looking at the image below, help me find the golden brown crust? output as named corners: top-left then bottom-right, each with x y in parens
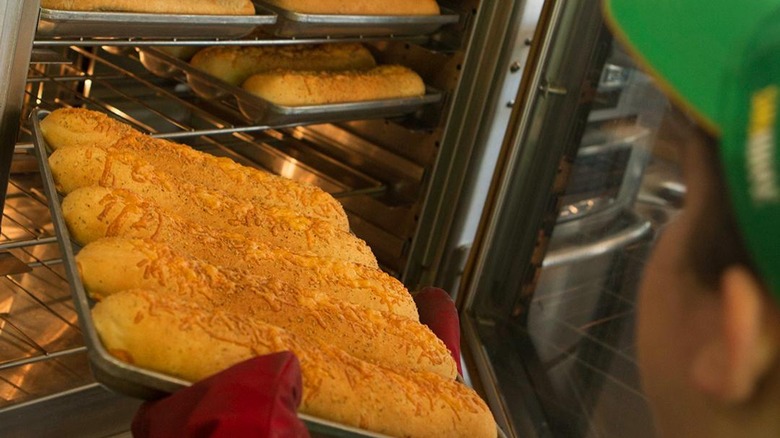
top-left (40, 108), bottom-right (349, 230)
top-left (41, 0), bottom-right (256, 15)
top-left (40, 108), bottom-right (136, 150)
top-left (93, 290), bottom-right (496, 437)
top-left (77, 237), bottom-right (454, 377)
top-left (49, 147), bottom-right (375, 266)
top-left (260, 0), bottom-right (440, 15)
top-left (190, 43), bottom-right (376, 87)
top-left (61, 187), bottom-right (413, 314)
top-left (242, 65), bottom-right (426, 106)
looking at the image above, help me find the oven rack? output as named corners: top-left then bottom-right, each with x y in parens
top-left (33, 35), bottom-right (432, 48)
top-left (35, 2), bottom-right (461, 43)
top-left (0, 144), bottom-right (145, 437)
top-left (0, 165), bottom-right (94, 409)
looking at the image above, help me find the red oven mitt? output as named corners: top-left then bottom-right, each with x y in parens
top-left (131, 351), bottom-right (309, 438)
top-left (131, 287), bottom-right (462, 437)
top-left (413, 286), bottom-right (463, 376)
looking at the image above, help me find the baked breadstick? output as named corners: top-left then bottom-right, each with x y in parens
top-left (41, 0), bottom-right (256, 14)
top-left (77, 237), bottom-right (454, 378)
top-left (48, 139), bottom-right (348, 231)
top-left (40, 108), bottom-right (135, 150)
top-left (49, 147), bottom-right (375, 266)
top-left (190, 43), bottom-right (376, 87)
top-left (40, 108), bottom-right (349, 230)
top-left (242, 65), bottom-right (426, 106)
top-left (260, 0), bottom-right (440, 15)
top-left (93, 290), bottom-right (496, 437)
top-left (61, 187), bottom-right (418, 315)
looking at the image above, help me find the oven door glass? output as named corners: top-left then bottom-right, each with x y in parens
top-left (459, 1), bottom-right (681, 437)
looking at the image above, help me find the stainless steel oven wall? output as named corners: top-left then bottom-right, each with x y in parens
top-left (402, 0), bottom-right (542, 288)
top-left (0, 0), bottom-right (38, 233)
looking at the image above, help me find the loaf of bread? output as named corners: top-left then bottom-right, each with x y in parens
top-left (48, 147), bottom-right (375, 266)
top-left (93, 289), bottom-right (496, 437)
top-left (259, 0), bottom-right (440, 15)
top-left (190, 43), bottom-right (376, 87)
top-left (41, 0), bottom-right (255, 14)
top-left (77, 237), bottom-right (454, 378)
top-left (40, 108), bottom-right (349, 231)
top-left (49, 137), bottom-right (348, 231)
top-left (60, 187), bottom-right (420, 315)
top-left (242, 65), bottom-right (426, 106)
top-left (40, 108), bottom-right (136, 150)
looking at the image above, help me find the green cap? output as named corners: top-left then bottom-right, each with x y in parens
top-left (603, 0), bottom-right (780, 302)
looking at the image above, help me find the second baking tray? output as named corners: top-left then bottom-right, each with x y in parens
top-left (253, 1), bottom-right (460, 38)
top-left (36, 7), bottom-right (276, 38)
top-left (138, 47), bottom-right (444, 127)
top-left (29, 107), bottom-right (396, 438)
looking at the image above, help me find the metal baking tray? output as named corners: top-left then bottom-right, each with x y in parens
top-left (30, 108), bottom-right (506, 438)
top-left (36, 7), bottom-right (276, 38)
top-left (139, 47), bottom-right (444, 127)
top-left (29, 108), bottom-right (392, 438)
top-left (253, 1), bottom-right (460, 38)
top-left (235, 85), bottom-right (443, 126)
top-left (138, 46), bottom-right (202, 78)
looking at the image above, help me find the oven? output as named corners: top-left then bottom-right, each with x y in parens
top-left (0, 1), bottom-right (683, 437)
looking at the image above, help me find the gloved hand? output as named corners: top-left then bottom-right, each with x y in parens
top-left (413, 286), bottom-right (463, 376)
top-left (131, 287), bottom-right (462, 437)
top-left (131, 351), bottom-right (309, 438)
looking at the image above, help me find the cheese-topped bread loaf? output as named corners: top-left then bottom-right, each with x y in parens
top-left (40, 108), bottom-right (349, 231)
top-left (48, 147), bottom-right (375, 266)
top-left (77, 237), bottom-right (454, 377)
top-left (242, 65), bottom-right (426, 106)
top-left (190, 43), bottom-right (376, 87)
top-left (93, 290), bottom-right (496, 437)
top-left (61, 187), bottom-right (411, 313)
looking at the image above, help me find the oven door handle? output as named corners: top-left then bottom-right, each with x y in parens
top-left (542, 216), bottom-right (652, 267)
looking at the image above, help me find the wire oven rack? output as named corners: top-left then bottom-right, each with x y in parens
top-left (0, 168), bottom-right (92, 409)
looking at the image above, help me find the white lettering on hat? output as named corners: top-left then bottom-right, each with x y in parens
top-left (747, 85), bottom-right (780, 203)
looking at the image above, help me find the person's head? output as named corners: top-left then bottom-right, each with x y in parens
top-left (601, 1), bottom-right (780, 436)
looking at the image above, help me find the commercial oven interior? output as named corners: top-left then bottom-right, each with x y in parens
top-left (0, 1), bottom-right (684, 437)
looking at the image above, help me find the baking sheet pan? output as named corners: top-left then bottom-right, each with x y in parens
top-left (30, 106), bottom-right (508, 437)
top-left (31, 108), bottom-right (508, 438)
top-left (138, 47), bottom-right (443, 127)
top-left (30, 107), bottom-right (398, 438)
top-left (36, 7), bottom-right (276, 38)
top-left (254, 1), bottom-right (460, 37)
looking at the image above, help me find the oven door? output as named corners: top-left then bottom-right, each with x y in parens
top-left (457, 1), bottom-right (681, 436)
